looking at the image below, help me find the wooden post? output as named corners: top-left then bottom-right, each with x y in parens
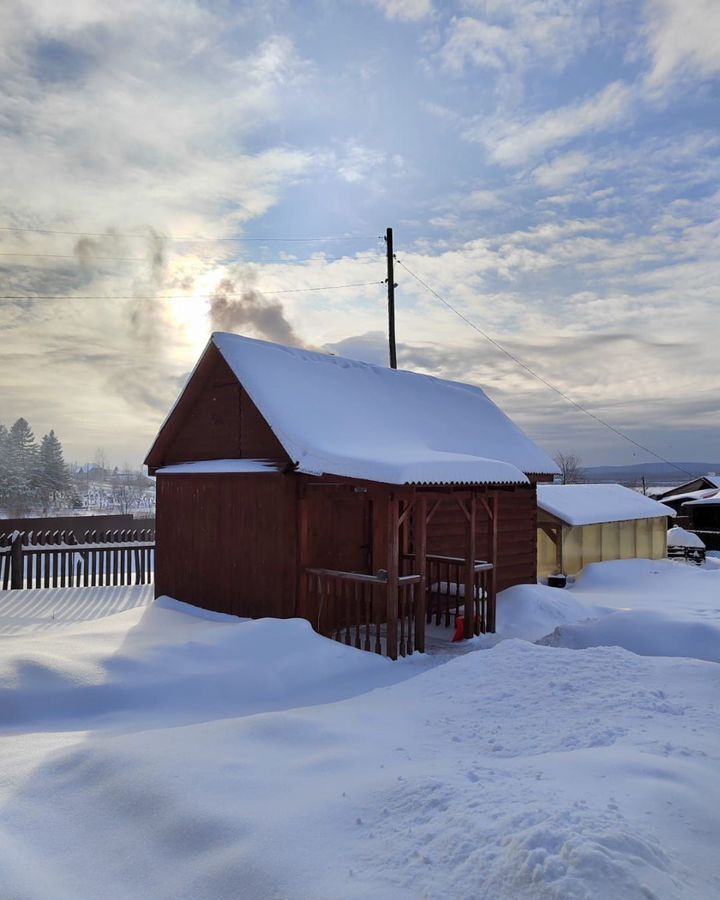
top-left (463, 493), bottom-right (477, 639)
top-left (488, 493), bottom-right (498, 632)
top-left (10, 531), bottom-right (23, 590)
top-left (385, 227), bottom-right (397, 370)
top-left (296, 485), bottom-right (310, 621)
top-left (386, 495), bottom-right (399, 659)
top-left (556, 525), bottom-right (564, 574)
top-left (413, 495), bottom-right (427, 652)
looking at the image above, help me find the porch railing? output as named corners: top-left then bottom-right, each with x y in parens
top-left (0, 529), bottom-right (155, 590)
top-left (305, 568), bottom-right (422, 658)
top-left (402, 553), bottom-right (495, 636)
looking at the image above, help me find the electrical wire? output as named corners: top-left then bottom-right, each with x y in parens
top-left (0, 252), bottom-right (146, 260)
top-left (0, 224), bottom-right (375, 243)
top-left (395, 256), bottom-right (693, 477)
top-left (0, 251), bottom-right (367, 263)
top-left (0, 280), bottom-right (384, 301)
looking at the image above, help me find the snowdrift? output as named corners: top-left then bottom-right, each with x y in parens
top-left (0, 559), bottom-right (719, 899)
top-left (0, 597), bottom-right (426, 729)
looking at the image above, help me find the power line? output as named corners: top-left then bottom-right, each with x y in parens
top-left (395, 256), bottom-right (692, 476)
top-left (0, 224), bottom-right (375, 243)
top-left (0, 252), bottom-right (146, 260)
top-left (0, 251), bottom-right (365, 263)
top-left (0, 280), bottom-right (384, 301)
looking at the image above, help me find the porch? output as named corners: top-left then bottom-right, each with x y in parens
top-left (298, 482), bottom-right (500, 659)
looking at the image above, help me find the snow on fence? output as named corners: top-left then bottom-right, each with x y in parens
top-left (0, 528), bottom-right (155, 590)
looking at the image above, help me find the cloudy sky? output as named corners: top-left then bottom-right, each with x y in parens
top-left (1, 0), bottom-right (718, 468)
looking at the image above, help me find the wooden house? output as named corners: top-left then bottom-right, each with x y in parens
top-left (656, 474), bottom-right (720, 500)
top-left (679, 491), bottom-right (720, 551)
top-left (537, 484), bottom-right (675, 578)
top-left (145, 333), bottom-right (559, 658)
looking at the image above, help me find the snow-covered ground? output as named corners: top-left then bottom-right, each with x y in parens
top-left (0, 560), bottom-right (719, 899)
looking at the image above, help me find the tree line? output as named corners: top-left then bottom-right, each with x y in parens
top-left (0, 418), bottom-right (70, 515)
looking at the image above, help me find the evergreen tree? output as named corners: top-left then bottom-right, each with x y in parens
top-left (7, 418), bottom-right (39, 514)
top-left (38, 430), bottom-right (70, 512)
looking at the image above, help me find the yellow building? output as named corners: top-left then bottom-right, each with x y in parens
top-left (537, 484), bottom-right (675, 579)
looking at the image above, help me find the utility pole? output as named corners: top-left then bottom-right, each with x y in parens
top-left (385, 226), bottom-right (397, 369)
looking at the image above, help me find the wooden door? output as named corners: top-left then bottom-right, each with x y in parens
top-left (306, 490), bottom-right (372, 573)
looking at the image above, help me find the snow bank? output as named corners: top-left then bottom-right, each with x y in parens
top-left (1, 561), bottom-right (720, 899)
top-left (535, 558), bottom-right (720, 664)
top-left (539, 609), bottom-right (720, 662)
top-left (0, 583), bottom-right (153, 635)
top-left (0, 599), bottom-right (429, 729)
top-left (1, 637), bottom-right (719, 900)
top-left (478, 582), bottom-right (608, 644)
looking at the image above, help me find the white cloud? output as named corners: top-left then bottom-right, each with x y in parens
top-left (468, 81), bottom-right (634, 165)
top-left (644, 0), bottom-right (720, 88)
top-left (440, 2), bottom-right (599, 76)
top-left (463, 189), bottom-right (501, 210)
top-left (332, 142), bottom-right (389, 183)
top-left (441, 17), bottom-right (518, 72)
top-left (369, 0), bottom-right (433, 22)
top-left (532, 152), bottom-right (590, 188)
top-left (0, 18), bottom-right (313, 234)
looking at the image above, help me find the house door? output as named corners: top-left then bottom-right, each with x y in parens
top-left (306, 490), bottom-right (372, 573)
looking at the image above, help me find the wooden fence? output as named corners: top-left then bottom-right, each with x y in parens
top-left (0, 528), bottom-right (155, 591)
top-left (402, 553), bottom-right (495, 636)
top-left (306, 554), bottom-right (495, 658)
top-left (305, 568), bottom-right (422, 658)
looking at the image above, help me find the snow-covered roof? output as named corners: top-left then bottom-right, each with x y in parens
top-left (537, 483), bottom-right (676, 526)
top-left (661, 488), bottom-right (718, 504)
top-left (683, 489), bottom-right (720, 507)
top-left (156, 459), bottom-right (281, 475)
top-left (204, 332), bottom-right (559, 486)
top-left (661, 474), bottom-right (720, 496)
top-left (667, 526), bottom-right (705, 549)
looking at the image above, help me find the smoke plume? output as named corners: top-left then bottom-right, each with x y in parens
top-left (209, 271), bottom-right (302, 346)
top-left (129, 226), bottom-right (168, 346)
top-left (74, 227), bottom-right (124, 266)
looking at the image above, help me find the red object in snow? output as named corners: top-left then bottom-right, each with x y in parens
top-left (452, 614), bottom-right (479, 642)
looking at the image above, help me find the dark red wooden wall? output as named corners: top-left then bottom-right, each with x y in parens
top-left (426, 486), bottom-right (537, 592)
top-left (155, 473), bottom-right (297, 618)
top-left (149, 348), bottom-right (288, 469)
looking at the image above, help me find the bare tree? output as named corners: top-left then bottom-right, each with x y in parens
top-left (93, 448), bottom-right (108, 479)
top-left (554, 452), bottom-right (586, 484)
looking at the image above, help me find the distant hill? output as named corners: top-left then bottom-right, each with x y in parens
top-left (583, 462), bottom-right (720, 487)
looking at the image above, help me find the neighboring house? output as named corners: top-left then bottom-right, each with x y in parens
top-left (145, 332), bottom-right (559, 657)
top-left (656, 474), bottom-right (720, 501)
top-left (656, 487), bottom-right (719, 517)
top-left (680, 490), bottom-right (720, 551)
top-left (537, 484), bottom-right (675, 578)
